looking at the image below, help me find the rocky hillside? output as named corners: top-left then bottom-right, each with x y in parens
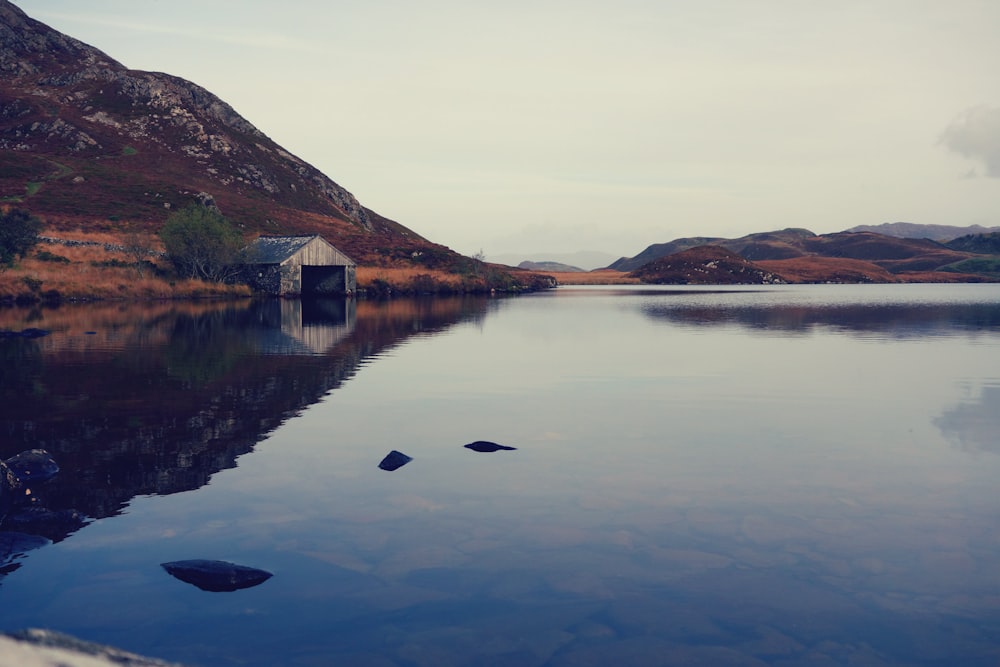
top-left (615, 228), bottom-right (996, 283)
top-left (628, 246), bottom-right (785, 285)
top-left (0, 0), bottom-right (509, 279)
top-left (609, 228), bottom-right (819, 272)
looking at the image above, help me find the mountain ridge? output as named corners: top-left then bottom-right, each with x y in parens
top-left (0, 0), bottom-right (438, 265)
top-left (844, 222), bottom-right (1000, 241)
top-left (613, 228), bottom-right (998, 284)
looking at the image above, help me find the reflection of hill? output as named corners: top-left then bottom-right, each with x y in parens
top-left (641, 301), bottom-right (1000, 337)
top-left (0, 297), bottom-right (489, 534)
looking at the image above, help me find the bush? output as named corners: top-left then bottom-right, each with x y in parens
top-left (35, 250), bottom-right (70, 263)
top-left (159, 204), bottom-right (244, 282)
top-left (0, 208), bottom-right (42, 270)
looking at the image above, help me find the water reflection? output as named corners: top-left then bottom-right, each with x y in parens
top-left (641, 299), bottom-right (1000, 337)
top-left (935, 383), bottom-right (1000, 455)
top-left (0, 297), bottom-right (491, 575)
top-left (1, 286), bottom-right (999, 666)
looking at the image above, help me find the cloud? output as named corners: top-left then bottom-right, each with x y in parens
top-left (935, 384), bottom-right (1000, 455)
top-left (940, 106), bottom-right (1000, 178)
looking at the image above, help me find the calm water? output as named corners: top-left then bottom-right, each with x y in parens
top-left (1, 285), bottom-right (999, 666)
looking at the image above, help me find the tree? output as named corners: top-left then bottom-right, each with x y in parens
top-left (159, 205), bottom-right (244, 282)
top-left (123, 229), bottom-right (157, 277)
top-left (0, 208), bottom-right (42, 271)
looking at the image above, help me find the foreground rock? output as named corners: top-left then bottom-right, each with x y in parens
top-left (0, 629), bottom-right (187, 667)
top-left (0, 460), bottom-right (18, 521)
top-left (5, 449), bottom-right (60, 483)
top-left (160, 559), bottom-right (273, 592)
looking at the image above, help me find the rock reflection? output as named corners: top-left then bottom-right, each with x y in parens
top-left (0, 296), bottom-right (491, 576)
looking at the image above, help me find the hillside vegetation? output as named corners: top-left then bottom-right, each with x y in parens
top-left (0, 0), bottom-right (548, 298)
top-left (597, 229), bottom-right (997, 285)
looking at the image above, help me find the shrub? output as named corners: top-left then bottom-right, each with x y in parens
top-left (0, 208), bottom-right (42, 270)
top-left (159, 204), bottom-right (245, 282)
top-left (35, 250), bottom-right (71, 263)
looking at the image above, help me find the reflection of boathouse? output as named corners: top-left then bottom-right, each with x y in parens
top-left (243, 235), bottom-right (355, 296)
top-left (256, 299), bottom-right (356, 355)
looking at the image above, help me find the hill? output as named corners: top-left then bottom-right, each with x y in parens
top-left (0, 0), bottom-right (549, 294)
top-left (613, 228), bottom-right (993, 284)
top-left (609, 228), bottom-right (816, 272)
top-left (628, 246), bottom-right (785, 285)
top-left (845, 222), bottom-right (1000, 241)
top-left (489, 251), bottom-right (618, 272)
top-left (518, 260), bottom-right (585, 273)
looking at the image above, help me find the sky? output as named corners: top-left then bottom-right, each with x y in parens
top-left (10, 0), bottom-right (1000, 261)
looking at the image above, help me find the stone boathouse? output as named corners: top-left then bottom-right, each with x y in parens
top-left (243, 235), bottom-right (356, 296)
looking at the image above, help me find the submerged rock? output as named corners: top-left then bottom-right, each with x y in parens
top-left (0, 461), bottom-right (18, 522)
top-left (19, 328), bottom-right (51, 338)
top-left (160, 559), bottom-right (273, 592)
top-left (5, 449), bottom-right (60, 483)
top-left (464, 441), bottom-right (517, 453)
top-left (0, 328), bottom-right (51, 338)
top-left (378, 450), bottom-right (413, 471)
top-left (5, 507), bottom-right (88, 541)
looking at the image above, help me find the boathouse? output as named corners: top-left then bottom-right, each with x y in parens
top-left (243, 235), bottom-right (355, 296)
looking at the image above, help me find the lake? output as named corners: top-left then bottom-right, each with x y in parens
top-left (1, 284), bottom-right (999, 666)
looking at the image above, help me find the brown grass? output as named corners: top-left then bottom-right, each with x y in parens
top-left (756, 257), bottom-right (899, 283)
top-left (356, 266), bottom-right (463, 288)
top-left (0, 229), bottom-right (250, 302)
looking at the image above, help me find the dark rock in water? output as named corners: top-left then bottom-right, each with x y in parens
top-left (0, 460), bottom-right (19, 493)
top-left (0, 328), bottom-right (51, 338)
top-left (4, 449), bottom-right (59, 483)
top-left (19, 327), bottom-right (51, 338)
top-left (6, 506), bottom-right (88, 541)
top-left (0, 461), bottom-right (18, 522)
top-left (161, 559), bottom-right (273, 592)
top-left (378, 450), bottom-right (413, 471)
top-left (464, 441), bottom-right (517, 453)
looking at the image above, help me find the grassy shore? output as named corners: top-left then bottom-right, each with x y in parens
top-left (0, 231), bottom-right (575, 304)
top-left (533, 269), bottom-right (639, 285)
top-left (0, 231), bottom-right (251, 304)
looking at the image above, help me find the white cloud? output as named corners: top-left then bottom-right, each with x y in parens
top-left (940, 106), bottom-right (1000, 178)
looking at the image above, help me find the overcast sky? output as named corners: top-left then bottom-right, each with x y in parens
top-left (12, 1), bottom-right (1000, 260)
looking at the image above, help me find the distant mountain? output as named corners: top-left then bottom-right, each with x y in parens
top-left (517, 260), bottom-right (585, 272)
top-left (0, 0), bottom-right (460, 268)
top-left (845, 222), bottom-right (1000, 241)
top-left (615, 229), bottom-right (992, 283)
top-left (489, 251), bottom-right (618, 271)
top-left (610, 228), bottom-right (815, 272)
